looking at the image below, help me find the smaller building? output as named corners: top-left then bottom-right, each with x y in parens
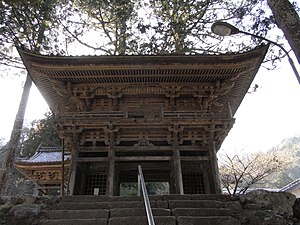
top-left (15, 146), bottom-right (70, 195)
top-left (279, 178), bottom-right (300, 198)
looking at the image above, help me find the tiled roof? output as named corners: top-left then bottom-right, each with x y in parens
top-left (279, 178), bottom-right (300, 192)
top-left (17, 45), bottom-right (269, 118)
top-left (15, 146), bottom-right (71, 164)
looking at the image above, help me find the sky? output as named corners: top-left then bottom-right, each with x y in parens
top-left (221, 56), bottom-right (300, 154)
top-left (0, 53), bottom-right (299, 154)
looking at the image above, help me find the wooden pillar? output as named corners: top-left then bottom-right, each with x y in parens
top-left (107, 150), bottom-right (115, 196)
top-left (61, 138), bottom-right (65, 196)
top-left (170, 124), bottom-right (184, 194)
top-left (68, 152), bottom-right (78, 195)
top-left (210, 141), bottom-right (221, 194)
top-left (203, 170), bottom-right (211, 194)
top-left (173, 146), bottom-right (184, 194)
top-left (107, 131), bottom-right (115, 196)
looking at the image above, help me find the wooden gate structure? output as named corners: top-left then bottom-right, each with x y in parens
top-left (17, 45), bottom-right (268, 196)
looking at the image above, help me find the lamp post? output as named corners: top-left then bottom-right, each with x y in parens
top-left (211, 21), bottom-right (300, 85)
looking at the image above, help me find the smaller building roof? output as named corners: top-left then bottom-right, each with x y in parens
top-left (15, 146), bottom-right (70, 164)
top-left (279, 178), bottom-right (300, 192)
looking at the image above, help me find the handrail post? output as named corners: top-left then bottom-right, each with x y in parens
top-left (138, 165), bottom-right (155, 225)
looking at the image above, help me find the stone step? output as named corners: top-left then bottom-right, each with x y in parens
top-left (55, 202), bottom-right (110, 210)
top-left (47, 209), bottom-right (109, 219)
top-left (108, 216), bottom-right (176, 225)
top-left (61, 194), bottom-right (233, 203)
top-left (42, 215), bottom-right (240, 225)
top-left (172, 208), bottom-right (233, 217)
top-left (110, 208), bottom-right (171, 217)
top-left (55, 200), bottom-right (149, 210)
top-left (61, 195), bottom-right (114, 203)
top-left (177, 216), bottom-right (241, 225)
top-left (161, 194), bottom-right (233, 201)
top-left (54, 199), bottom-right (228, 211)
top-left (169, 200), bottom-right (224, 209)
top-left (61, 195), bottom-right (163, 202)
top-left (189, 194), bottom-right (236, 202)
top-left (42, 196), bottom-right (240, 225)
top-left (41, 218), bottom-right (108, 225)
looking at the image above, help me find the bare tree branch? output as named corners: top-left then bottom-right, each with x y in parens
top-left (219, 150), bottom-right (293, 195)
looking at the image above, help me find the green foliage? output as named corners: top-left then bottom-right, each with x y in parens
top-left (61, 0), bottom-right (291, 62)
top-left (120, 182), bottom-right (169, 196)
top-left (144, 0), bottom-right (209, 53)
top-left (0, 0), bottom-right (57, 51)
top-left (70, 0), bottom-right (137, 55)
top-left (0, 0), bottom-right (72, 72)
top-left (146, 182), bottom-right (169, 195)
top-left (0, 204), bottom-right (12, 221)
top-left (0, 143), bottom-right (8, 170)
top-left (264, 172), bottom-right (294, 189)
top-left (120, 183), bottom-right (138, 196)
top-left (19, 111), bottom-right (60, 157)
top-left (4, 166), bottom-right (35, 196)
top-left (263, 136), bottom-right (300, 188)
top-left (1, 0), bottom-right (298, 66)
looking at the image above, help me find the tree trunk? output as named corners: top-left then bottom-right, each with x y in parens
top-left (267, 0), bottom-right (300, 64)
top-left (0, 0), bottom-right (52, 194)
top-left (0, 74), bottom-right (32, 194)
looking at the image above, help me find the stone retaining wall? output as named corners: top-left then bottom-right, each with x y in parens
top-left (0, 190), bottom-right (299, 225)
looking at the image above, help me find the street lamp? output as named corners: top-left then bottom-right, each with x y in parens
top-left (211, 21), bottom-right (300, 85)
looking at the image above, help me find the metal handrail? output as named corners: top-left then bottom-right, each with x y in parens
top-left (138, 165), bottom-right (156, 225)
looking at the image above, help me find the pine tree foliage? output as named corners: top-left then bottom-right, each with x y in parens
top-left (19, 112), bottom-right (61, 158)
top-left (1, 1), bottom-right (299, 65)
top-left (64, 0), bottom-right (282, 56)
top-left (0, 112), bottom-right (61, 196)
top-left (0, 0), bottom-right (70, 52)
top-left (0, 0), bottom-right (69, 194)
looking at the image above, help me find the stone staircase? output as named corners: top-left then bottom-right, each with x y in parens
top-left (41, 195), bottom-right (241, 225)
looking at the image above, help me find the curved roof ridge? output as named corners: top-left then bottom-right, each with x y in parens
top-left (16, 44), bottom-right (269, 58)
top-left (38, 146), bottom-right (62, 152)
top-left (15, 146), bottom-right (70, 164)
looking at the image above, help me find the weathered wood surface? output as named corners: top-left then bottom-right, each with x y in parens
top-left (16, 46), bottom-right (268, 195)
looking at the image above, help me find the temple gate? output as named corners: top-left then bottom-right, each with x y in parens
top-left (17, 45), bottom-right (268, 196)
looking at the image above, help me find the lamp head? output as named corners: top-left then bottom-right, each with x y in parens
top-left (211, 22), bottom-right (240, 36)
